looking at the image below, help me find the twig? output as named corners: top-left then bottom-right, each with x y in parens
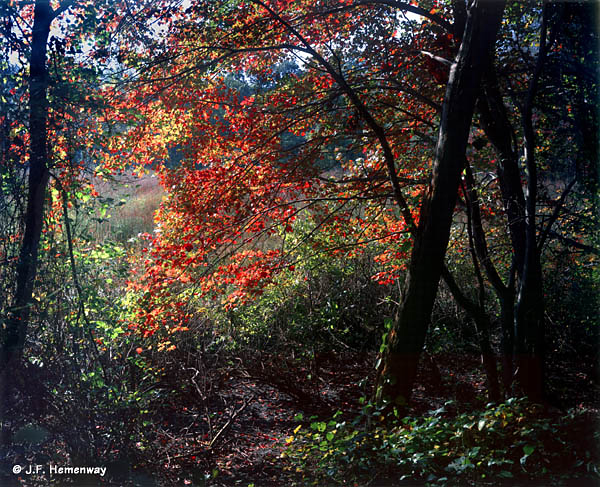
top-left (209, 394), bottom-right (254, 449)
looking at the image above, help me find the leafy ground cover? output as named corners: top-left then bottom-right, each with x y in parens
top-left (4, 348), bottom-right (596, 486)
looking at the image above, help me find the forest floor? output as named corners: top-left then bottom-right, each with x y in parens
top-left (2, 350), bottom-right (598, 486)
top-left (140, 350), bottom-right (599, 487)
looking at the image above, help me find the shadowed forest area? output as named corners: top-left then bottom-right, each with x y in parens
top-left (0, 0), bottom-right (598, 485)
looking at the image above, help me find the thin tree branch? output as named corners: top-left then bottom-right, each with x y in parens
top-left (537, 179), bottom-right (576, 252)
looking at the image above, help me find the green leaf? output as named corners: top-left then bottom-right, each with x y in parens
top-left (523, 444), bottom-right (535, 456)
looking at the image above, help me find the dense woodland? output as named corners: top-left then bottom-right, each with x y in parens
top-left (0, 0), bottom-right (598, 485)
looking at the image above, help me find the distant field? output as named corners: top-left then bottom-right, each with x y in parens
top-left (88, 172), bottom-right (164, 244)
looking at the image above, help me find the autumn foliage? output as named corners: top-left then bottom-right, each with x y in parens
top-left (109, 0), bottom-right (459, 338)
top-left (0, 1), bottom-right (598, 485)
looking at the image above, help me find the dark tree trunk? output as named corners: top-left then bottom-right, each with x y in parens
top-left (376, 0), bottom-right (505, 410)
top-left (477, 68), bottom-right (527, 278)
top-left (514, 256), bottom-right (544, 401)
top-left (498, 288), bottom-right (515, 391)
top-left (0, 0), bottom-right (52, 374)
top-left (476, 67), bottom-right (527, 393)
top-left (461, 163), bottom-right (502, 401)
top-left (513, 4), bottom-right (558, 403)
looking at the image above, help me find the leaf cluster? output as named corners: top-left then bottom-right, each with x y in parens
top-left (284, 398), bottom-right (599, 486)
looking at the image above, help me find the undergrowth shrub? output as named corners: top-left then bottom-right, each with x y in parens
top-left (0, 194), bottom-right (164, 484)
top-left (211, 250), bottom-right (398, 356)
top-left (283, 398), bottom-right (599, 486)
top-left (544, 251), bottom-right (599, 366)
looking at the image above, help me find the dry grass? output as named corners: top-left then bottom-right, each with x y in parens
top-left (87, 172), bottom-right (164, 243)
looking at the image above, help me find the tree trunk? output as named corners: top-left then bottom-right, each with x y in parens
top-left (513, 5), bottom-right (558, 403)
top-left (477, 68), bottom-right (527, 278)
top-left (0, 0), bottom-right (52, 374)
top-left (498, 288), bottom-right (515, 391)
top-left (476, 67), bottom-right (527, 394)
top-left (376, 0), bottom-right (505, 410)
top-left (514, 257), bottom-right (544, 401)
top-left (461, 163), bottom-right (502, 401)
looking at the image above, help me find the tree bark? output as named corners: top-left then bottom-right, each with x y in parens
top-left (376, 0), bottom-right (505, 410)
top-left (476, 66), bottom-right (527, 393)
top-left (513, 5), bottom-right (555, 402)
top-left (461, 164), bottom-right (502, 401)
top-left (477, 68), bottom-right (527, 277)
top-left (0, 0), bottom-right (52, 374)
